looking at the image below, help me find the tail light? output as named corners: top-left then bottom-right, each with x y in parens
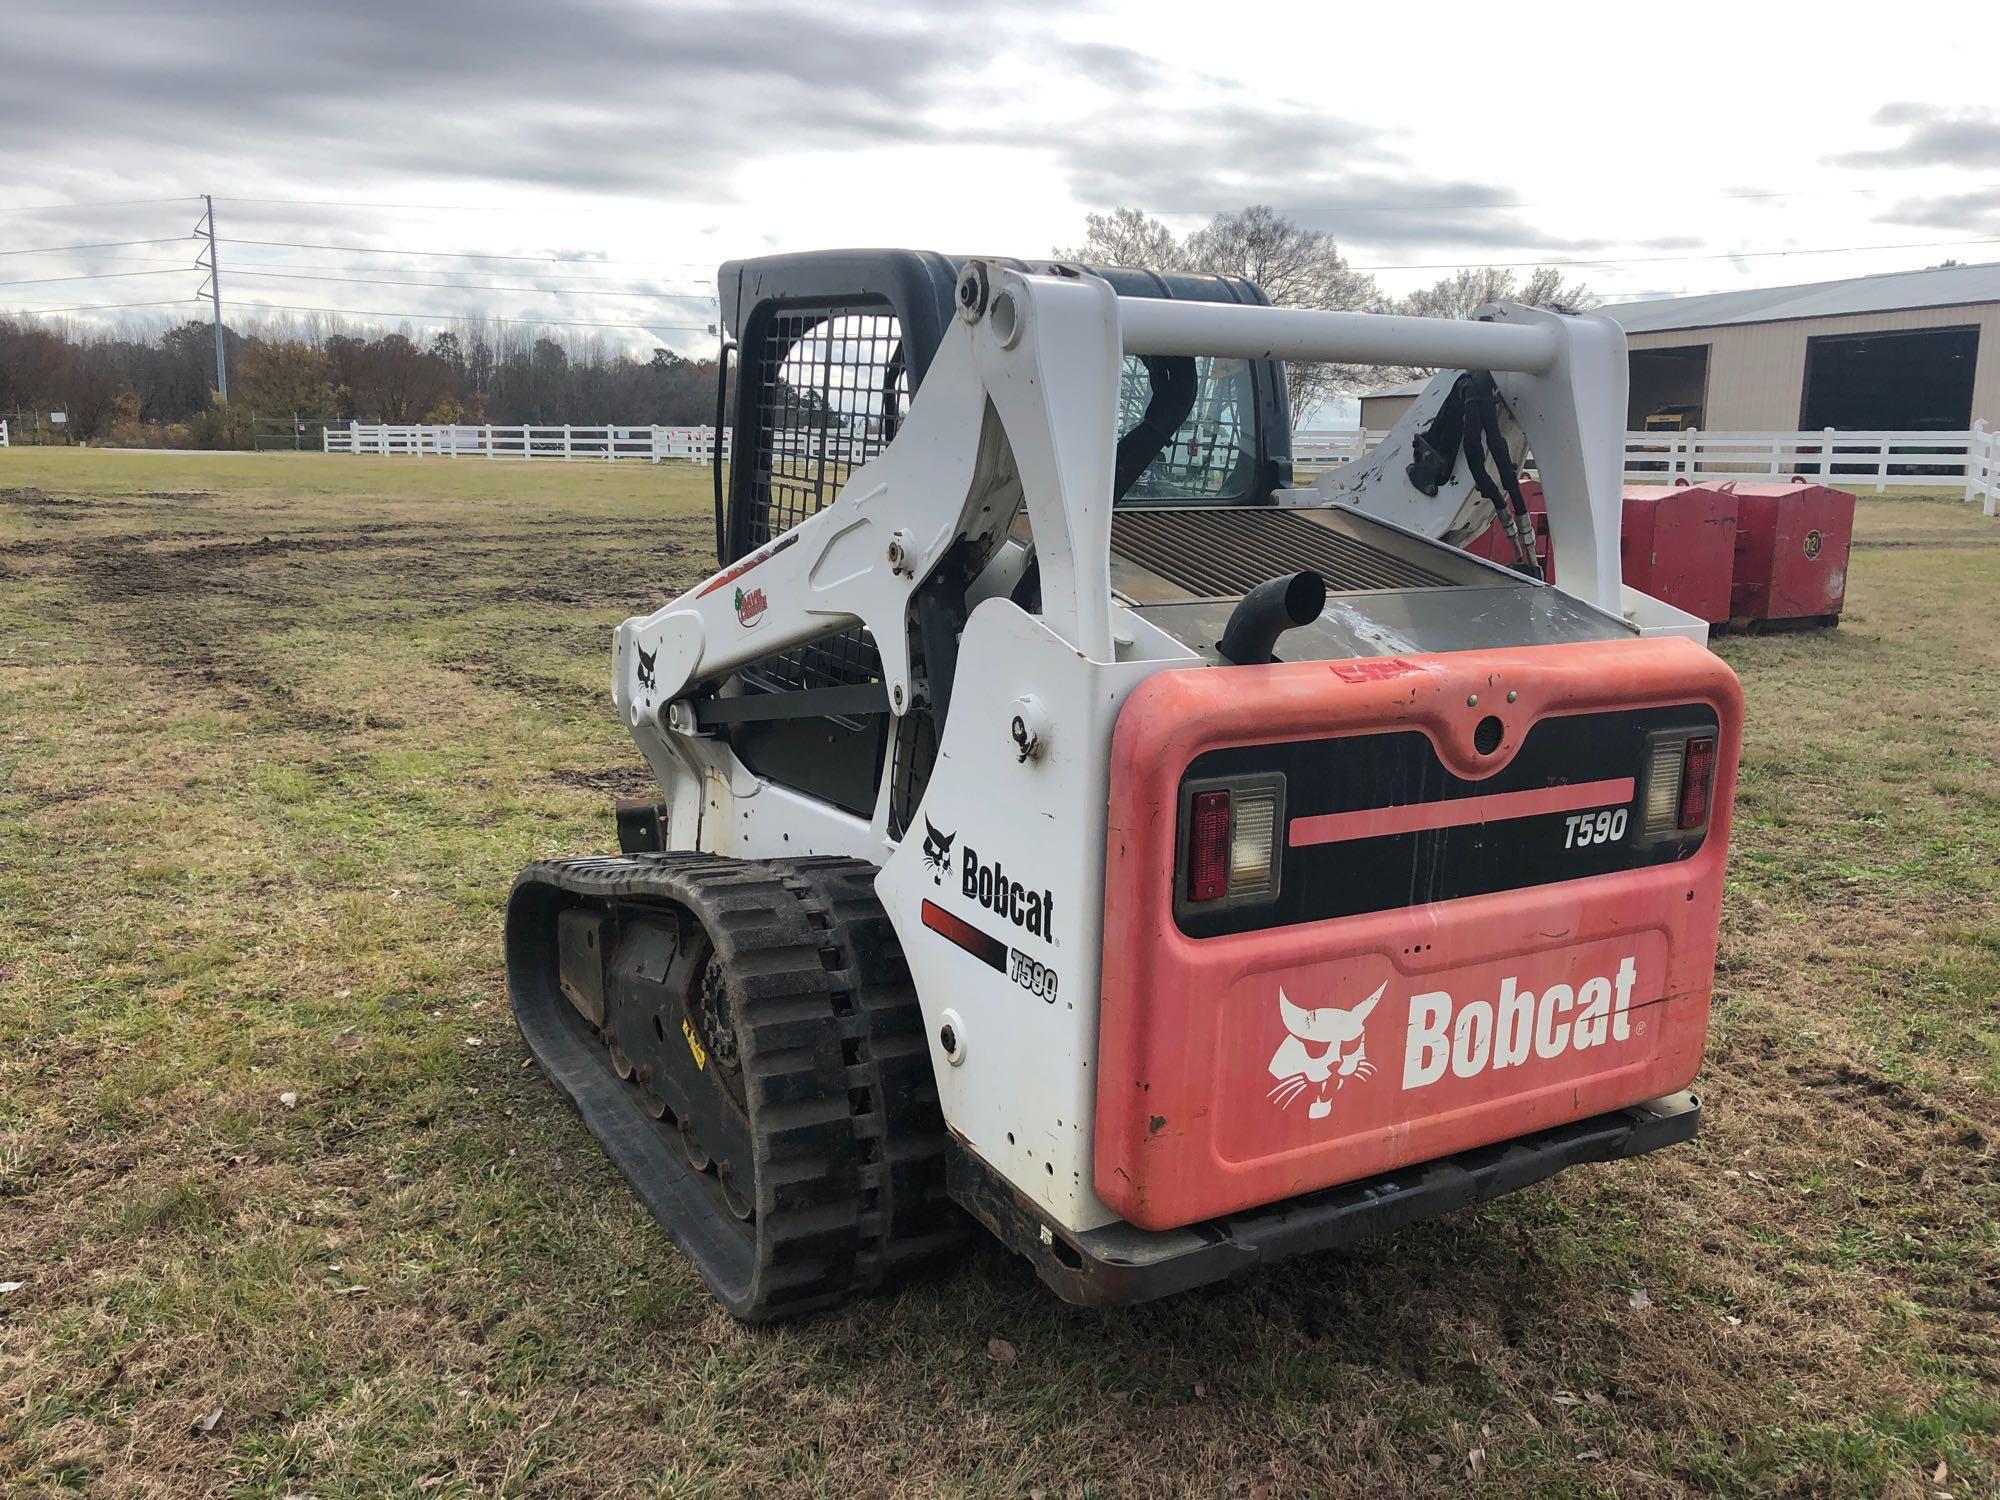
top-left (1678, 736), bottom-right (1716, 829)
top-left (1186, 790), bottom-right (1231, 903)
top-left (1641, 738), bottom-right (1685, 839)
top-left (1179, 776), bottom-right (1285, 911)
top-left (1638, 730), bottom-right (1718, 844)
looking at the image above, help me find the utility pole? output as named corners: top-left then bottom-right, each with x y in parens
top-left (200, 194), bottom-right (228, 402)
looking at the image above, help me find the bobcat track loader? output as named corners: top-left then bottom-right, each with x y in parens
top-left (506, 251), bottom-right (1741, 1319)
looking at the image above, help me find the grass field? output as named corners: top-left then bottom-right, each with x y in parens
top-left (0, 449), bottom-right (1995, 1499)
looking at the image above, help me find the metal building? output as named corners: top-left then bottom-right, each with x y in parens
top-left (1357, 378), bottom-right (1426, 431)
top-left (1355, 262), bottom-right (2000, 434)
top-left (1604, 262), bottom-right (2000, 432)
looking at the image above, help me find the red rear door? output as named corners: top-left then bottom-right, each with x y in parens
top-left (1096, 636), bottom-right (1741, 1231)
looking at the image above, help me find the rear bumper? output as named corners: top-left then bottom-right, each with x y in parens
top-left (952, 1090), bottom-right (1698, 1308)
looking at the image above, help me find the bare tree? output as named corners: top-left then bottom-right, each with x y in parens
top-left (1056, 208), bottom-right (1187, 271)
top-left (1397, 265), bottom-right (1599, 321)
top-left (1516, 265), bottom-right (1599, 316)
top-left (1372, 266), bottom-right (1602, 386)
top-left (1180, 206), bottom-right (1384, 424)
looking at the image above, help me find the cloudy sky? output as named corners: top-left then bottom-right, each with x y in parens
top-left (5, 0), bottom-right (1999, 362)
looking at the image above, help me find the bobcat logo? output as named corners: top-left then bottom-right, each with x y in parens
top-left (920, 817), bottom-right (955, 884)
top-left (1267, 982), bottom-right (1381, 1120)
top-left (635, 644), bottom-right (657, 691)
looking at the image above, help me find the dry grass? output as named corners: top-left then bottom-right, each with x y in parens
top-left (0, 450), bottom-right (1994, 1499)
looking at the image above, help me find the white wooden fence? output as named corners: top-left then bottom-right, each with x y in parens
top-left (1293, 430), bottom-right (1392, 469)
top-left (1970, 422), bottom-right (1999, 516)
top-left (324, 422), bottom-right (731, 463)
top-left (324, 418), bottom-right (1996, 516)
top-left (1296, 423), bottom-right (1998, 515)
top-left (0, 418), bottom-right (9, 449)
top-left (1619, 425), bottom-right (1996, 510)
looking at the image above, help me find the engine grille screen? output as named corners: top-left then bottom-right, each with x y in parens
top-left (1111, 508), bottom-right (1453, 598)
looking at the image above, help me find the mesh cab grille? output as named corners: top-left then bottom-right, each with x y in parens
top-left (1111, 508), bottom-right (1453, 597)
top-left (746, 308), bottom-right (907, 551)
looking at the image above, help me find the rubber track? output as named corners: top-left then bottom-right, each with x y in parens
top-left (506, 851), bottom-right (963, 1320)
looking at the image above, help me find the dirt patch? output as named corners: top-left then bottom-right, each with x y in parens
top-left (545, 765), bottom-right (661, 798)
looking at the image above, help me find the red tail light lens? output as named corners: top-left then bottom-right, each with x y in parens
top-left (1678, 736), bottom-right (1716, 829)
top-left (1186, 790), bottom-right (1232, 902)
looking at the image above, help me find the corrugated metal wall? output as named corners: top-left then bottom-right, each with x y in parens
top-left (1625, 302), bottom-right (2000, 429)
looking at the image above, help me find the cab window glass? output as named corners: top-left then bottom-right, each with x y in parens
top-left (1116, 355), bottom-right (1259, 502)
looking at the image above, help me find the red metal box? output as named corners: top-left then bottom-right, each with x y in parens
top-left (1620, 485), bottom-right (1739, 625)
top-left (1725, 482), bottom-right (1855, 627)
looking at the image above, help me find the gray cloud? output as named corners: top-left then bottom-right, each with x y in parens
top-left (1873, 187), bottom-right (2000, 234)
top-left (1, 0), bottom-right (968, 201)
top-left (1056, 40), bottom-right (1169, 90)
top-left (1, 0), bottom-right (1620, 331)
top-left (1042, 82), bottom-right (1600, 251)
top-left (1827, 103), bottom-right (2000, 169)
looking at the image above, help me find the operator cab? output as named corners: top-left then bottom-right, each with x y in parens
top-left (704, 250), bottom-right (1633, 833)
top-left (710, 250), bottom-right (1290, 828)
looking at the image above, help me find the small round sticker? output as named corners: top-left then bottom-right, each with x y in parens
top-left (1803, 529), bottom-right (1824, 560)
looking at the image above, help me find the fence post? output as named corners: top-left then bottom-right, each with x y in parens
top-left (1973, 420), bottom-right (1994, 516)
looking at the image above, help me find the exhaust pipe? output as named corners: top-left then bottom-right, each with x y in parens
top-left (1217, 570), bottom-right (1326, 665)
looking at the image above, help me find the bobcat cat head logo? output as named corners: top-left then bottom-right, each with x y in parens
top-left (635, 644), bottom-right (658, 690)
top-left (1267, 982), bottom-right (1381, 1120)
top-left (920, 817), bottom-right (955, 883)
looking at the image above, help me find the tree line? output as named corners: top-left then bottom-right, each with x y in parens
top-left (2, 205), bottom-right (1593, 442)
top-left (1059, 206), bottom-right (1597, 422)
top-left (0, 314), bottom-right (720, 445)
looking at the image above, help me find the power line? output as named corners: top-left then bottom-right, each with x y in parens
top-left (223, 254), bottom-right (712, 291)
top-left (225, 235), bottom-right (711, 270)
top-left (0, 267), bottom-right (190, 289)
top-left (230, 268), bottom-right (716, 300)
top-left (225, 296), bottom-right (714, 333)
top-left (1349, 235), bottom-right (2000, 274)
top-left (0, 235), bottom-right (192, 258)
top-left (2, 296), bottom-right (196, 315)
top-left (4, 292), bottom-right (710, 333)
top-left (0, 252), bottom-right (198, 269)
top-left (217, 195), bottom-right (607, 212)
top-left (1146, 179), bottom-right (2000, 220)
top-left (0, 195), bottom-right (200, 217)
top-left (15, 244), bottom-right (716, 294)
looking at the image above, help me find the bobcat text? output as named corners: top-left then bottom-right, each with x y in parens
top-left (1402, 956), bottom-right (1639, 1089)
